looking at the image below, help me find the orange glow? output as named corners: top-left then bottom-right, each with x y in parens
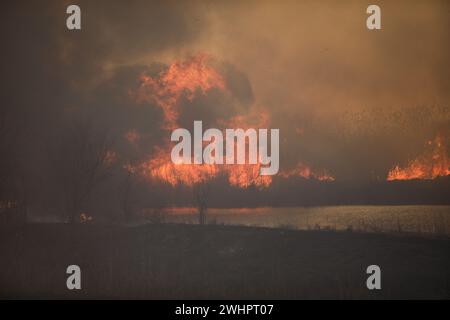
top-left (125, 129), bottom-right (140, 145)
top-left (387, 135), bottom-right (450, 181)
top-left (128, 54), bottom-right (275, 189)
top-left (221, 110), bottom-right (273, 188)
top-left (128, 54), bottom-right (334, 188)
top-left (139, 147), bottom-right (219, 187)
top-left (134, 109), bottom-right (274, 188)
top-left (131, 53), bottom-right (225, 130)
top-left (280, 162), bottom-right (335, 181)
top-left (227, 163), bottom-right (272, 188)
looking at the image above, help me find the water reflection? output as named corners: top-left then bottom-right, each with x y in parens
top-left (160, 206), bottom-right (450, 236)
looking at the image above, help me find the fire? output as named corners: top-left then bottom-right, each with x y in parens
top-left (128, 53), bottom-right (334, 189)
top-left (387, 135), bottom-right (450, 181)
top-left (227, 163), bottom-right (272, 188)
top-left (129, 54), bottom-right (226, 187)
top-left (220, 110), bottom-right (274, 188)
top-left (129, 54), bottom-right (275, 189)
top-left (280, 162), bottom-right (335, 181)
top-left (131, 53), bottom-right (225, 130)
top-left (137, 149), bottom-right (271, 188)
top-left (139, 147), bottom-right (219, 187)
top-left (135, 121), bottom-right (274, 188)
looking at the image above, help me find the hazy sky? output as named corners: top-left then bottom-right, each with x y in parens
top-left (3, 0), bottom-right (449, 181)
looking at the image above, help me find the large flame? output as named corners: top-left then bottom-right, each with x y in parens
top-left (139, 147), bottom-right (219, 187)
top-left (134, 119), bottom-right (273, 189)
top-left (128, 54), bottom-right (334, 188)
top-left (220, 110), bottom-right (273, 188)
top-left (387, 135), bottom-right (450, 181)
top-left (137, 148), bottom-right (272, 188)
top-left (132, 53), bottom-right (225, 130)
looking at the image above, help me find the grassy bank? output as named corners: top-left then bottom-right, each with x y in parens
top-left (0, 223), bottom-right (449, 299)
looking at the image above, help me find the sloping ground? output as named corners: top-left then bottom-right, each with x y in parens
top-left (0, 223), bottom-right (449, 299)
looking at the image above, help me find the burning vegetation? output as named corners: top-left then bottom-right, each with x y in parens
top-left (132, 53), bottom-right (225, 131)
top-left (387, 134), bottom-right (450, 181)
top-left (280, 163), bottom-right (335, 182)
top-left (127, 54), bottom-right (335, 189)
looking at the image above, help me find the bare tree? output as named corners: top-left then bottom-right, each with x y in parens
top-left (50, 121), bottom-right (114, 223)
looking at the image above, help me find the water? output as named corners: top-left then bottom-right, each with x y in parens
top-left (162, 206), bottom-right (450, 236)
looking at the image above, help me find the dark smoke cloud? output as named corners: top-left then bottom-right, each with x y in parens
top-left (1, 0), bottom-right (449, 204)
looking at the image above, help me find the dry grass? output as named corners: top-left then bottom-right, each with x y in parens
top-left (0, 223), bottom-right (449, 299)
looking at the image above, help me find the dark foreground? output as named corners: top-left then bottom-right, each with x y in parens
top-left (0, 223), bottom-right (449, 299)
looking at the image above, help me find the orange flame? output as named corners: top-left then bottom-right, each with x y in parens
top-left (129, 54), bottom-right (275, 188)
top-left (128, 54), bottom-right (334, 188)
top-left (387, 135), bottom-right (450, 181)
top-left (220, 110), bottom-right (274, 188)
top-left (136, 148), bottom-right (272, 188)
top-left (135, 113), bottom-right (273, 188)
top-left (280, 162), bottom-right (335, 181)
top-left (227, 163), bottom-right (272, 188)
top-left (131, 53), bottom-right (225, 130)
top-left (139, 147), bottom-right (219, 187)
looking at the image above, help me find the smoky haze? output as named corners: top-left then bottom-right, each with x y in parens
top-left (1, 0), bottom-right (449, 221)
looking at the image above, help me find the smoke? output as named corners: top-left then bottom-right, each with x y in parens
top-left (0, 0), bottom-right (449, 215)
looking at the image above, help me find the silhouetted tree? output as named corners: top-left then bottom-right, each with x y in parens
top-left (50, 120), bottom-right (113, 223)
